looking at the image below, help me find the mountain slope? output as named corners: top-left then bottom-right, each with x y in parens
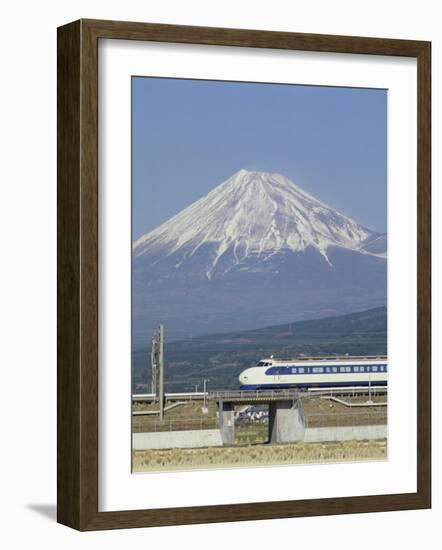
top-left (134, 169), bottom-right (385, 278)
top-left (133, 170), bottom-right (387, 342)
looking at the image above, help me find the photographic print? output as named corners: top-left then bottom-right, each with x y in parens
top-left (131, 77), bottom-right (388, 473)
top-left (57, 20), bottom-right (430, 529)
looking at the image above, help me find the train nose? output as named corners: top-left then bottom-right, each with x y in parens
top-left (239, 370), bottom-right (249, 385)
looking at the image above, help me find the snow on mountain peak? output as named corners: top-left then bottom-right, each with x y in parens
top-left (134, 169), bottom-right (384, 277)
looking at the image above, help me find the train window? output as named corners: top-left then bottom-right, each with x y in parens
top-left (354, 366), bottom-right (360, 372)
top-left (345, 367), bottom-right (351, 372)
top-left (332, 367), bottom-right (338, 373)
top-left (291, 368), bottom-right (297, 374)
top-left (372, 366), bottom-right (378, 372)
top-left (257, 361), bottom-right (265, 366)
top-left (298, 367), bottom-right (304, 373)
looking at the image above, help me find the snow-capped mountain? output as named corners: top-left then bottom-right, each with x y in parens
top-left (134, 169), bottom-right (385, 277)
top-left (133, 170), bottom-right (387, 342)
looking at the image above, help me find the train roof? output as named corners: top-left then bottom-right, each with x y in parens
top-left (263, 355), bottom-right (388, 362)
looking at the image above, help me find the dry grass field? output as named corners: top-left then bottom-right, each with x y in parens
top-left (132, 438), bottom-right (387, 472)
top-left (235, 424), bottom-right (268, 445)
top-left (302, 395), bottom-right (387, 427)
top-left (132, 401), bottom-right (219, 433)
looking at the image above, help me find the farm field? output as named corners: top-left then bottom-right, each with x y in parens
top-left (302, 394), bottom-right (387, 427)
top-left (133, 439), bottom-right (387, 472)
top-left (132, 401), bottom-right (219, 433)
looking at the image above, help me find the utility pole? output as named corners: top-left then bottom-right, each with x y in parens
top-left (203, 378), bottom-right (210, 414)
top-left (159, 323), bottom-right (164, 421)
top-left (151, 332), bottom-right (159, 399)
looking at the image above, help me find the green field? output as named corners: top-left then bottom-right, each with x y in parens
top-left (133, 306), bottom-right (387, 393)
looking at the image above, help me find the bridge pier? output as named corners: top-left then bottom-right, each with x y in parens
top-left (217, 400), bottom-right (235, 445)
top-left (268, 400), bottom-right (305, 443)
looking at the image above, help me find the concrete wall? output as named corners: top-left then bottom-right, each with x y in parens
top-left (303, 425), bottom-right (387, 443)
top-left (133, 429), bottom-right (223, 450)
top-left (218, 401), bottom-right (235, 445)
top-left (133, 416), bottom-right (387, 451)
top-left (269, 400), bottom-right (305, 443)
top-left (267, 399), bottom-right (386, 444)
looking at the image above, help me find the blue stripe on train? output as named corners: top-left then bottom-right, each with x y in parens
top-left (265, 365), bottom-right (387, 375)
top-left (240, 381), bottom-right (388, 391)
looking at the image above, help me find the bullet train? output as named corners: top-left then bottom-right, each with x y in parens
top-left (239, 355), bottom-right (388, 390)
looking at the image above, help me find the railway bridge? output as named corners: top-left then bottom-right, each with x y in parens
top-left (134, 388), bottom-right (304, 444)
top-left (133, 386), bottom-right (387, 445)
top-left (207, 389), bottom-right (303, 444)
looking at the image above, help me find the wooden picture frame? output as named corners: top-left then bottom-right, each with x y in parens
top-left (57, 19), bottom-right (431, 531)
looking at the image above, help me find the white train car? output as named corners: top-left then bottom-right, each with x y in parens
top-left (239, 356), bottom-right (388, 390)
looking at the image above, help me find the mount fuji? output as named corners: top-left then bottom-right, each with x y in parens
top-left (133, 170), bottom-right (387, 342)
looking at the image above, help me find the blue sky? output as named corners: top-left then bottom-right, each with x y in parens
top-left (132, 77), bottom-right (387, 239)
